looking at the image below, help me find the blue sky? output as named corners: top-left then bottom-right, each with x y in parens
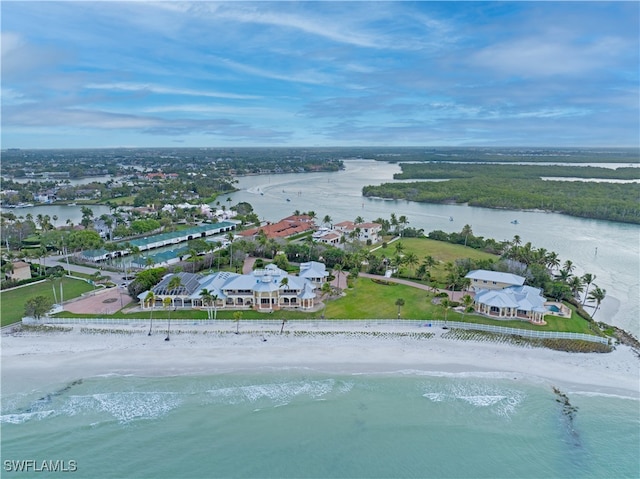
top-left (2, 1), bottom-right (638, 148)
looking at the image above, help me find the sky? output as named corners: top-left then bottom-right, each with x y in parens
top-left (1, 1), bottom-right (639, 149)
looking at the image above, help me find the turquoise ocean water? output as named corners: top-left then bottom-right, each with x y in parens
top-left (2, 370), bottom-right (638, 479)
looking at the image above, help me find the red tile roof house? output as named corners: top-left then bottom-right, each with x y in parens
top-left (239, 215), bottom-right (316, 240)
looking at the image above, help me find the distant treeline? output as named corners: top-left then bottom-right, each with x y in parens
top-left (394, 163), bottom-right (640, 180)
top-left (362, 178), bottom-right (640, 224)
top-left (374, 147), bottom-right (640, 164)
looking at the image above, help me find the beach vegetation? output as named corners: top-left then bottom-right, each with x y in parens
top-left (441, 329), bottom-right (611, 353)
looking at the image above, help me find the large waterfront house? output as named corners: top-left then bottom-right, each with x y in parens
top-left (472, 284), bottom-right (548, 324)
top-left (465, 269), bottom-right (566, 325)
top-left (139, 262), bottom-right (327, 312)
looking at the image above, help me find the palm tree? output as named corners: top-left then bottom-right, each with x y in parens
top-left (398, 215), bottom-right (409, 237)
top-left (49, 273), bottom-right (59, 305)
top-left (163, 296), bottom-right (172, 341)
top-left (188, 248), bottom-right (199, 272)
top-left (226, 232), bottom-right (235, 268)
top-left (145, 291), bottom-right (155, 335)
top-left (389, 213), bottom-right (398, 235)
top-left (130, 245), bottom-right (141, 271)
top-left (333, 263), bottom-right (344, 290)
top-left (568, 276), bottom-right (584, 300)
top-left (390, 255), bottom-right (404, 277)
top-left (461, 294), bottom-right (474, 320)
top-left (563, 260), bottom-right (575, 275)
top-left (200, 288), bottom-right (214, 319)
top-left (587, 286), bottom-right (606, 319)
top-left (165, 275), bottom-right (183, 341)
top-left (322, 215), bottom-right (332, 228)
top-left (395, 298), bottom-right (405, 319)
top-left (546, 251), bottom-right (561, 272)
top-left (422, 255), bottom-right (437, 270)
top-left (512, 235), bottom-right (522, 248)
top-left (404, 252), bottom-right (419, 278)
top-left (581, 273), bottom-right (596, 306)
top-left (304, 236), bottom-right (315, 261)
top-left (256, 229), bottom-right (268, 257)
top-left (233, 311), bottom-right (243, 334)
top-left (211, 294), bottom-right (219, 319)
top-left (555, 269), bottom-right (572, 284)
top-left (461, 224), bottom-right (473, 247)
top-left (440, 298), bottom-right (452, 325)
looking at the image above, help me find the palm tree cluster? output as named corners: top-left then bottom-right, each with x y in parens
top-left (502, 237), bottom-right (607, 319)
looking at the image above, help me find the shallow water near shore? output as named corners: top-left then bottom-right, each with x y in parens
top-left (2, 370), bottom-right (638, 478)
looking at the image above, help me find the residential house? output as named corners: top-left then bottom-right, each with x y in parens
top-left (298, 261), bottom-right (329, 285)
top-left (139, 263), bottom-right (320, 312)
top-left (465, 269), bottom-right (548, 325)
top-left (473, 285), bottom-right (547, 324)
top-left (333, 221), bottom-right (382, 244)
top-left (239, 215), bottom-right (316, 240)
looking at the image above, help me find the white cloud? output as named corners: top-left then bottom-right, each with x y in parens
top-left (214, 57), bottom-right (335, 86)
top-left (84, 82), bottom-right (260, 100)
top-left (473, 36), bottom-right (628, 77)
top-left (1, 32), bottom-right (23, 57)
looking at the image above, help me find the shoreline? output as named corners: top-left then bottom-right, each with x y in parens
top-left (2, 323), bottom-right (638, 399)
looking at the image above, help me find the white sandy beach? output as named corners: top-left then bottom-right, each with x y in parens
top-left (2, 323), bottom-right (638, 399)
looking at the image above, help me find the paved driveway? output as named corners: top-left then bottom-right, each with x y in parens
top-left (64, 286), bottom-right (133, 315)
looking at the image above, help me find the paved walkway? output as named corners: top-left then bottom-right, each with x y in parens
top-left (31, 254), bottom-right (127, 285)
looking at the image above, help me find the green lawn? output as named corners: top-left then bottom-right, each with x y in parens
top-left (1, 278), bottom-right (94, 326)
top-left (372, 237), bottom-right (498, 282)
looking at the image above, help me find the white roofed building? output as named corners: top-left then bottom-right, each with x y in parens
top-left (465, 269), bottom-right (548, 324)
top-left (299, 261), bottom-right (329, 285)
top-left (139, 263), bottom-right (320, 312)
top-left (333, 221), bottom-right (382, 244)
top-left (473, 285), bottom-right (547, 324)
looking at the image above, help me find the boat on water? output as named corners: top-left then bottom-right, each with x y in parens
top-left (449, 216), bottom-right (454, 221)
top-left (286, 198), bottom-right (291, 202)
top-left (511, 219), bottom-right (519, 224)
top-left (15, 203), bottom-right (34, 208)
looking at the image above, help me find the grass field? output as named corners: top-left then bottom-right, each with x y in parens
top-left (372, 237), bottom-right (498, 282)
top-left (1, 278), bottom-right (94, 327)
